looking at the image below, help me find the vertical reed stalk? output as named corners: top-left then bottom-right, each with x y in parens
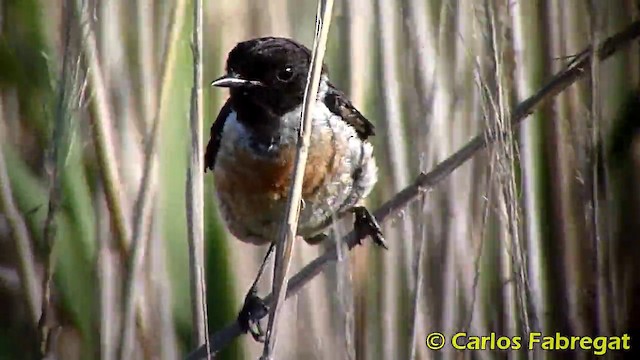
top-left (186, 0), bottom-right (209, 351)
top-left (262, 1), bottom-right (335, 358)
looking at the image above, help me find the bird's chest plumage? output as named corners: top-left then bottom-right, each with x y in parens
top-left (212, 104), bottom-right (377, 244)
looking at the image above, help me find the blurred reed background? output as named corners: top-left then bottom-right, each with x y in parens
top-left (0, 0), bottom-right (639, 359)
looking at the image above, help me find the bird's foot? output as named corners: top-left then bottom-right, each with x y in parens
top-left (351, 206), bottom-right (388, 249)
top-left (305, 233), bottom-right (329, 245)
top-left (237, 288), bottom-right (269, 342)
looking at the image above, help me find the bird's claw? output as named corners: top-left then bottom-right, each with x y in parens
top-left (352, 206), bottom-right (388, 249)
top-left (237, 289), bottom-right (269, 342)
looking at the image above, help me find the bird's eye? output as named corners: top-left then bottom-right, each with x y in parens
top-left (276, 67), bottom-right (294, 82)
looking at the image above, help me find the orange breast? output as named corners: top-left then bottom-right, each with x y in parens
top-left (214, 140), bottom-right (338, 201)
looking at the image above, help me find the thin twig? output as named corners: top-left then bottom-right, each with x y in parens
top-left (185, 18), bottom-right (640, 360)
top-left (117, 0), bottom-right (187, 357)
top-left (261, 1), bottom-right (335, 358)
top-left (185, 0), bottom-right (208, 351)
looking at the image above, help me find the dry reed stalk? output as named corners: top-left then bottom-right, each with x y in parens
top-left (185, 0), bottom-right (209, 352)
top-left (588, 0), bottom-right (614, 338)
top-left (261, 0), bottom-right (335, 358)
top-left (76, 0), bottom-right (131, 254)
top-left (548, 0), bottom-right (593, 339)
top-left (118, 0), bottom-right (188, 357)
top-left (345, 0), bottom-right (375, 357)
top-left (483, 0), bottom-right (531, 345)
top-left (434, 3), bottom-right (458, 357)
top-left (454, 9), bottom-right (492, 346)
top-left (148, 213), bottom-right (180, 360)
top-left (377, 0), bottom-right (412, 358)
top-left (402, 0), bottom-right (438, 354)
top-left (511, 0), bottom-right (550, 342)
top-left (97, 214), bottom-right (119, 360)
top-left (93, 1), bottom-right (130, 356)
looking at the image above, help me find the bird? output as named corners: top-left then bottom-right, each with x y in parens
top-left (204, 36), bottom-right (387, 341)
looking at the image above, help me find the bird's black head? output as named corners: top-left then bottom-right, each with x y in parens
top-left (212, 37), bottom-right (322, 116)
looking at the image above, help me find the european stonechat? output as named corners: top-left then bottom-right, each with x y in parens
top-left (205, 36), bottom-right (386, 341)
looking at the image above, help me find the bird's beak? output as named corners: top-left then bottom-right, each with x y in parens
top-left (210, 73), bottom-right (264, 88)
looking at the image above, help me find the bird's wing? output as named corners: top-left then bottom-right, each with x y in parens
top-left (204, 99), bottom-right (233, 172)
top-left (323, 82), bottom-right (375, 140)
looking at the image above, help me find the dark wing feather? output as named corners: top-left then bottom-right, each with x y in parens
top-left (204, 99), bottom-right (233, 172)
top-left (323, 82), bottom-right (375, 140)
